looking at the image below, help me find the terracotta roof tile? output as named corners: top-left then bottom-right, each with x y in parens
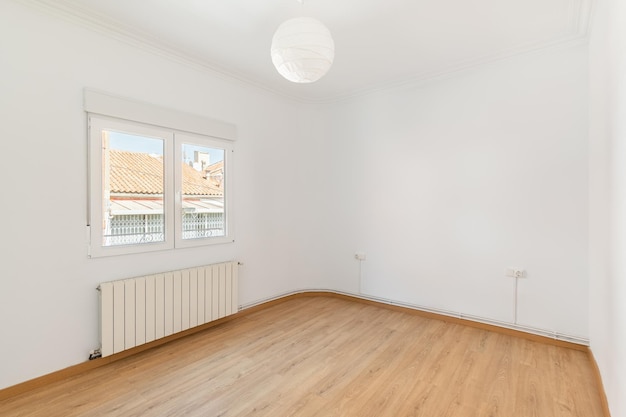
top-left (109, 150), bottom-right (223, 197)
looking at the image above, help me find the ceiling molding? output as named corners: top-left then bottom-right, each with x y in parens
top-left (317, 34), bottom-right (590, 104)
top-left (15, 0), bottom-right (594, 105)
top-left (15, 0), bottom-right (308, 102)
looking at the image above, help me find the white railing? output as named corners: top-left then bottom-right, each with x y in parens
top-left (104, 213), bottom-right (224, 246)
top-left (182, 212), bottom-right (225, 239)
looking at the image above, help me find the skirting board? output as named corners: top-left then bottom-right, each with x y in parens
top-left (241, 289), bottom-right (589, 346)
top-left (0, 290), bottom-right (605, 409)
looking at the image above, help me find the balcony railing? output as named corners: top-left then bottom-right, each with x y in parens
top-left (103, 212), bottom-right (224, 246)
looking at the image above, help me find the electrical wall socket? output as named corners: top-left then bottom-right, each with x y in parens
top-left (354, 253), bottom-right (366, 261)
top-left (505, 268), bottom-right (526, 278)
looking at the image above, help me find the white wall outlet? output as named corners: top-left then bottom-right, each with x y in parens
top-left (354, 253), bottom-right (366, 260)
top-left (506, 268), bottom-right (526, 278)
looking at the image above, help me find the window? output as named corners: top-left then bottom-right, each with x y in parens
top-left (86, 91), bottom-right (235, 257)
top-left (175, 134), bottom-right (229, 247)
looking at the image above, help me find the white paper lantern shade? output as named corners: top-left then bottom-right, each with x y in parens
top-left (271, 17), bottom-right (335, 83)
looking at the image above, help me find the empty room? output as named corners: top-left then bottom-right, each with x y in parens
top-left (0, 0), bottom-right (624, 416)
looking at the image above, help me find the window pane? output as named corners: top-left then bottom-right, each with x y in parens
top-left (181, 143), bottom-right (225, 240)
top-left (102, 131), bottom-right (165, 246)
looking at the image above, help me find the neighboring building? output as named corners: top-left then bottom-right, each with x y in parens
top-left (104, 150), bottom-right (225, 245)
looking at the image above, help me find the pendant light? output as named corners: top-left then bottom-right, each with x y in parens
top-left (270, 2), bottom-right (335, 83)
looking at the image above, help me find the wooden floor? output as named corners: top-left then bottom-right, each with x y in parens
top-left (0, 296), bottom-right (606, 417)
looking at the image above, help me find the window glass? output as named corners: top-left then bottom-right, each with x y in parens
top-left (181, 143), bottom-right (226, 240)
top-left (102, 132), bottom-right (165, 246)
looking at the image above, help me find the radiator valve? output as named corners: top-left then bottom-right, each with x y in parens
top-left (88, 348), bottom-right (102, 360)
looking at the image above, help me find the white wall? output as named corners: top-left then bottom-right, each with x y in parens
top-left (0, 1), bottom-right (307, 390)
top-left (302, 44), bottom-right (590, 339)
top-left (589, 0), bottom-right (626, 415)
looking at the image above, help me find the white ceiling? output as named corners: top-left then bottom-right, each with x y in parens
top-left (25, 0), bottom-right (591, 102)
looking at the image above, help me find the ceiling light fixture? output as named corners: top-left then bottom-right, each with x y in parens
top-left (270, 1), bottom-right (335, 83)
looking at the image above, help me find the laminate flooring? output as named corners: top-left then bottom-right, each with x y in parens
top-left (0, 296), bottom-right (606, 417)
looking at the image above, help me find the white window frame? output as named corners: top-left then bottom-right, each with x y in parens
top-left (88, 115), bottom-right (174, 257)
top-left (174, 132), bottom-right (233, 249)
top-left (85, 89), bottom-right (236, 258)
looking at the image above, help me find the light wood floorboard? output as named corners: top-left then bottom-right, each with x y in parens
top-left (0, 296), bottom-right (606, 417)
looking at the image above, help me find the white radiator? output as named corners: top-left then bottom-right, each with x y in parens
top-left (98, 261), bottom-right (238, 357)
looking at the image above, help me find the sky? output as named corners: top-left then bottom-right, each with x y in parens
top-left (108, 131), bottom-right (224, 165)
